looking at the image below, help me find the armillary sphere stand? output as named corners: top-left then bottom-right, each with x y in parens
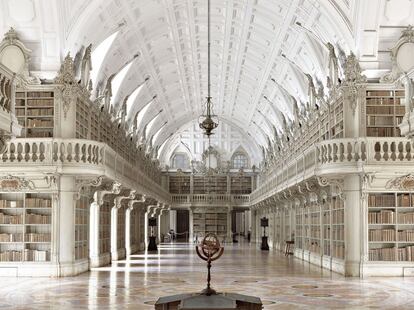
top-left (195, 233), bottom-right (224, 296)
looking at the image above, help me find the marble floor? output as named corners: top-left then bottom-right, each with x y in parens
top-left (1, 242), bottom-right (414, 309)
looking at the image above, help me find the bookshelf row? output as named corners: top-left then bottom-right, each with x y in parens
top-left (368, 193), bottom-right (414, 261)
top-left (193, 208), bottom-right (228, 239)
top-left (0, 193), bottom-right (52, 262)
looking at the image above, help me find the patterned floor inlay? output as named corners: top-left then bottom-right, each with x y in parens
top-left (302, 293), bottom-right (334, 298)
top-left (291, 285), bottom-right (318, 289)
top-left (1, 243), bottom-right (414, 309)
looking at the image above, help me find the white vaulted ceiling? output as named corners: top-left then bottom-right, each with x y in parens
top-left (1, 0), bottom-right (413, 161)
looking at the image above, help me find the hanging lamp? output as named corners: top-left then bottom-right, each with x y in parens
top-left (199, 0), bottom-right (219, 137)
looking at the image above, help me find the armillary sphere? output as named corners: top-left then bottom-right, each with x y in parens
top-left (195, 233), bottom-right (224, 296)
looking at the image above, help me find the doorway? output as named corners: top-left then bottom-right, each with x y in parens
top-left (176, 209), bottom-right (189, 241)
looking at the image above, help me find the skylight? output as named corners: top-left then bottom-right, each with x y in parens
top-left (90, 31), bottom-right (118, 87)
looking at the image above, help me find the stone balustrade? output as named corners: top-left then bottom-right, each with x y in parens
top-left (171, 193), bottom-right (250, 206)
top-left (251, 137), bottom-right (414, 204)
top-left (1, 138), bottom-right (170, 203)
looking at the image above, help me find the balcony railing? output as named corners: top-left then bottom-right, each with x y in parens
top-left (251, 137), bottom-right (414, 204)
top-left (1, 138), bottom-right (170, 202)
top-left (171, 194), bottom-right (250, 206)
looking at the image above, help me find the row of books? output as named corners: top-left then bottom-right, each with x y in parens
top-left (26, 119), bottom-right (53, 128)
top-left (332, 210), bottom-right (344, 224)
top-left (310, 230), bottom-right (321, 239)
top-left (25, 129), bottom-right (53, 137)
top-left (0, 233), bottom-right (23, 242)
top-left (397, 230), bottom-right (414, 242)
top-left (397, 212), bottom-right (414, 224)
top-left (25, 233), bottom-right (51, 242)
top-left (369, 229), bottom-right (395, 242)
top-left (367, 127), bottom-right (395, 137)
top-left (310, 217), bottom-right (320, 225)
top-left (366, 106), bottom-right (394, 115)
top-left (25, 198), bottom-right (52, 209)
top-left (27, 91), bottom-right (54, 98)
top-left (332, 244), bottom-right (345, 259)
top-left (0, 213), bottom-right (22, 224)
top-left (26, 213), bottom-right (51, 224)
top-left (366, 98), bottom-right (398, 105)
top-left (0, 200), bottom-right (24, 209)
top-left (27, 99), bottom-right (53, 107)
top-left (369, 195), bottom-right (395, 207)
top-left (368, 210), bottom-right (395, 224)
top-left (332, 228), bottom-right (344, 240)
top-left (369, 247), bottom-right (396, 261)
top-left (0, 250), bottom-right (23, 262)
top-left (24, 249), bottom-right (49, 261)
top-left (398, 194), bottom-right (411, 207)
top-left (26, 108), bottom-right (54, 116)
top-left (366, 90), bottom-right (394, 97)
top-left (366, 116), bottom-right (394, 126)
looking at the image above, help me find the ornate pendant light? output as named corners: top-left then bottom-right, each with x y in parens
top-left (199, 0), bottom-right (219, 137)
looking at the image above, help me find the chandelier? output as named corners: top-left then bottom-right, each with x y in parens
top-left (199, 0), bottom-right (219, 137)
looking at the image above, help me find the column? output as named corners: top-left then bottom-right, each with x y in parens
top-left (125, 206), bottom-right (133, 256)
top-left (89, 200), bottom-right (100, 267)
top-left (189, 207), bottom-right (194, 242)
top-left (227, 206), bottom-right (233, 243)
top-left (344, 175), bottom-right (361, 277)
top-left (251, 209), bottom-right (257, 243)
top-left (57, 176), bottom-right (77, 276)
top-left (110, 203), bottom-right (120, 260)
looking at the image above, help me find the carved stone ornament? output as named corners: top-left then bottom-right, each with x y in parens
top-left (0, 28), bottom-right (39, 84)
top-left (0, 175), bottom-right (34, 191)
top-left (317, 177), bottom-right (345, 200)
top-left (386, 174), bottom-right (414, 190)
top-left (0, 134), bottom-right (9, 154)
top-left (343, 52), bottom-right (367, 86)
top-left (54, 54), bottom-right (78, 119)
top-left (74, 176), bottom-right (104, 200)
top-left (381, 25), bottom-right (414, 83)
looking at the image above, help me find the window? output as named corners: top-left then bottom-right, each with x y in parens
top-left (232, 153), bottom-right (248, 169)
top-left (172, 153), bottom-right (189, 169)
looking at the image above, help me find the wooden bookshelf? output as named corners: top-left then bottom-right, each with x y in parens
top-left (169, 175), bottom-right (191, 194)
top-left (99, 199), bottom-right (111, 255)
top-left (76, 98), bottom-right (90, 139)
top-left (75, 196), bottom-right (89, 260)
top-left (15, 90), bottom-right (54, 138)
top-left (323, 202), bottom-right (331, 256)
top-left (308, 202), bottom-right (321, 255)
top-left (368, 192), bottom-right (414, 261)
top-left (365, 89), bottom-right (405, 137)
top-left (295, 208), bottom-right (303, 250)
top-left (332, 196), bottom-right (344, 259)
top-left (0, 193), bottom-right (52, 262)
top-left (230, 176), bottom-right (252, 194)
top-left (192, 207), bottom-right (228, 241)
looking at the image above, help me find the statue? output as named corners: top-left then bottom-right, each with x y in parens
top-left (326, 42), bottom-right (339, 91)
top-left (80, 44), bottom-right (92, 88)
top-left (103, 74), bottom-right (115, 112)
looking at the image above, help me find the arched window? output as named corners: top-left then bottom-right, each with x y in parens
top-left (232, 153), bottom-right (248, 169)
top-left (171, 153), bottom-right (190, 169)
